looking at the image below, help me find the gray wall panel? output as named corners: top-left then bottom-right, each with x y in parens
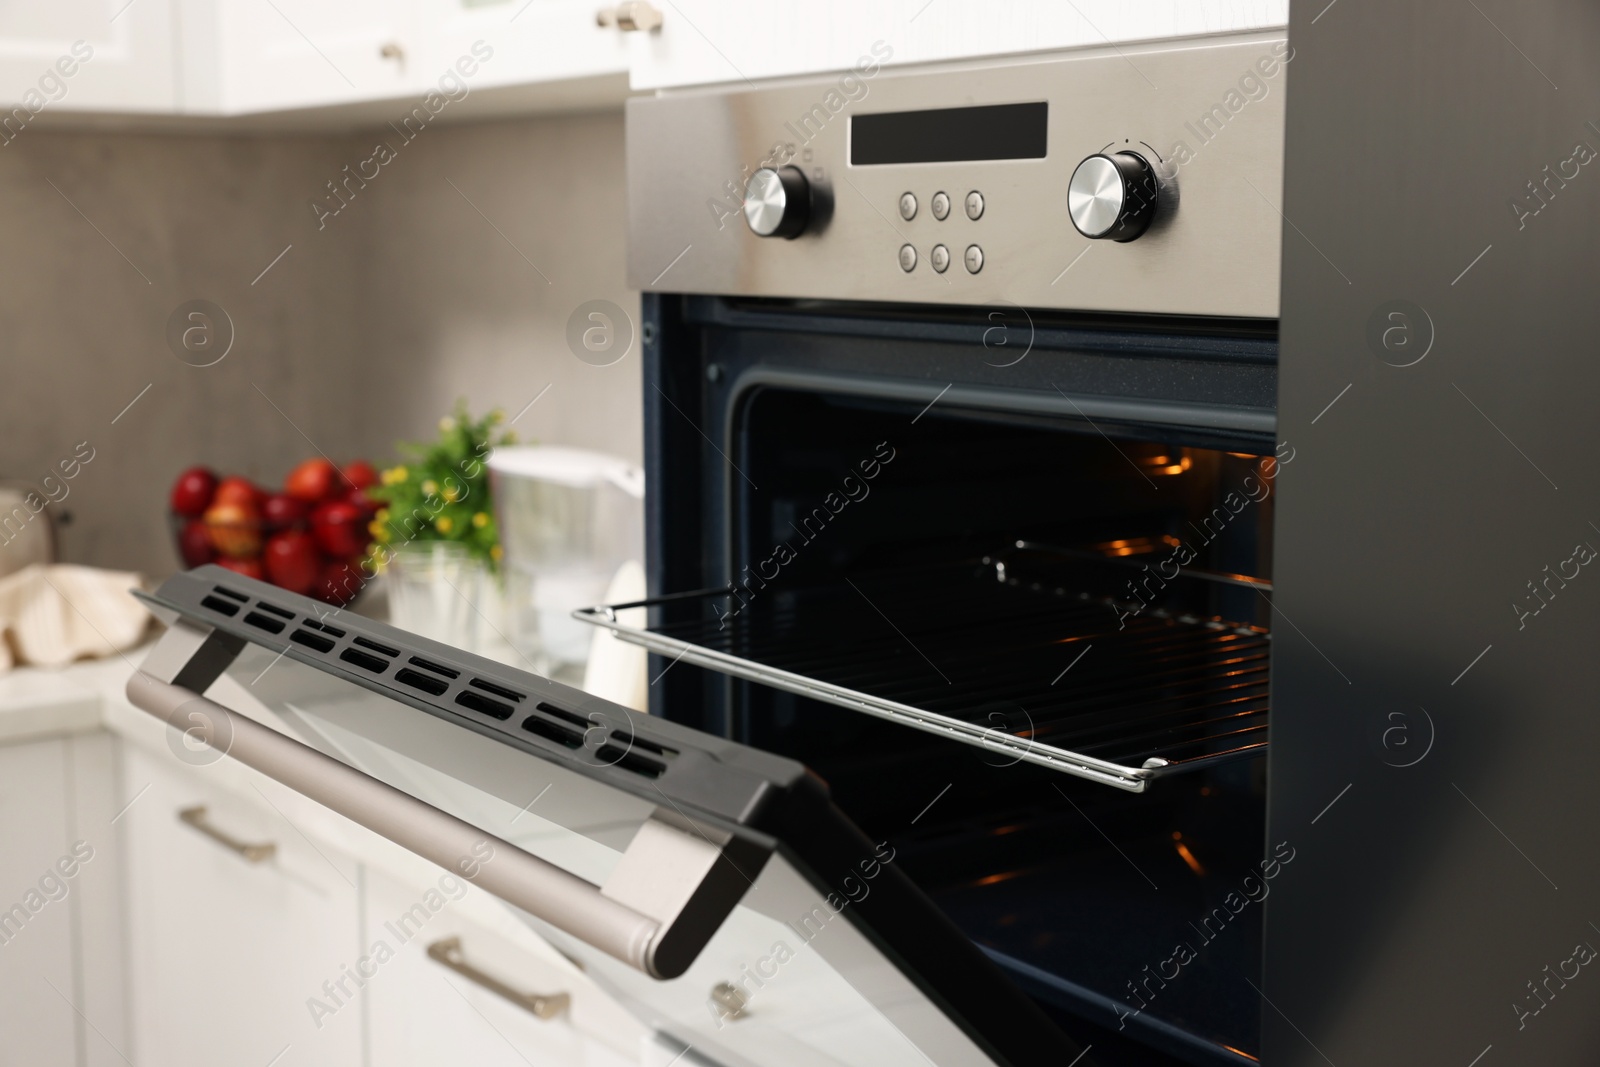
top-left (1267, 2), bottom-right (1600, 1064)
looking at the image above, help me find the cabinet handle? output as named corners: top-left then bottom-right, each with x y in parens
top-left (428, 936), bottom-right (570, 1019)
top-left (178, 805), bottom-right (277, 864)
top-left (379, 41), bottom-right (405, 63)
top-left (596, 2), bottom-right (663, 31)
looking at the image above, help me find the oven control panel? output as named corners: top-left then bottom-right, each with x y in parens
top-left (627, 32), bottom-right (1286, 318)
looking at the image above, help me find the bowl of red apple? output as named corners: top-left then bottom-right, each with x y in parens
top-left (169, 458), bottom-right (379, 606)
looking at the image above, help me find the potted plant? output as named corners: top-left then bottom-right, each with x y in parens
top-left (364, 403), bottom-right (515, 648)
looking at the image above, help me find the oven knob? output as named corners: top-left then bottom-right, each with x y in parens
top-left (743, 166), bottom-right (810, 239)
top-left (1068, 152), bottom-right (1158, 242)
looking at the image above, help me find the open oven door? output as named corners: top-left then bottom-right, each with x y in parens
top-left (127, 565), bottom-right (1128, 1067)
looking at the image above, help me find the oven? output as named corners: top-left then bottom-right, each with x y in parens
top-left (622, 28), bottom-right (1292, 1066)
top-left (128, 30), bottom-right (1294, 1067)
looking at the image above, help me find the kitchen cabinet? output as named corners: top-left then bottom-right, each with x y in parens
top-left (177, 0), bottom-right (418, 114)
top-left (119, 744), bottom-right (364, 1065)
top-left (625, 0), bottom-right (1289, 90)
top-left (414, 0), bottom-right (629, 92)
top-left (0, 0), bottom-right (1291, 122)
top-left (179, 0), bottom-right (628, 117)
top-left (0, 738), bottom-right (84, 1067)
top-left (0, 731), bottom-right (128, 1067)
top-left (0, 0), bottom-right (177, 113)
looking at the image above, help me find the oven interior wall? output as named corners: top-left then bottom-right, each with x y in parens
top-left (706, 387), bottom-right (1279, 1063)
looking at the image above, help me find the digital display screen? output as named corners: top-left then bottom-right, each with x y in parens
top-left (850, 102), bottom-right (1048, 165)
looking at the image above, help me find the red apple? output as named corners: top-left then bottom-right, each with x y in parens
top-left (342, 460), bottom-right (378, 491)
top-left (263, 530), bottom-right (320, 595)
top-left (343, 485), bottom-right (377, 516)
top-left (213, 476), bottom-right (262, 509)
top-left (284, 458), bottom-right (339, 502)
top-left (204, 501), bottom-right (261, 558)
top-left (261, 492), bottom-right (308, 530)
top-left (215, 556), bottom-right (264, 581)
top-left (314, 560), bottom-right (364, 607)
top-left (178, 519), bottom-right (216, 568)
top-left (310, 500), bottom-right (368, 558)
top-left (169, 467), bottom-right (218, 518)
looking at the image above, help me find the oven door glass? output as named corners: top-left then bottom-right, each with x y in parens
top-left (130, 566), bottom-right (1092, 1067)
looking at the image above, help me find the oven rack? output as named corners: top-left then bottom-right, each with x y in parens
top-left (574, 547), bottom-right (1271, 792)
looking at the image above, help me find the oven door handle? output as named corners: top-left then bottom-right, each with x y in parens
top-left (126, 670), bottom-right (746, 979)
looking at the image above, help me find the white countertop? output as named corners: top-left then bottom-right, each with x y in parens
top-left (0, 646), bottom-right (138, 744)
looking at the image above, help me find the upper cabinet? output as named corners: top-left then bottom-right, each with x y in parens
top-left (625, 0), bottom-right (1289, 90)
top-left (180, 0), bottom-right (630, 116)
top-left (178, 0), bottom-right (420, 114)
top-left (0, 0), bottom-right (177, 112)
top-left (0, 0), bottom-right (1287, 122)
top-left (412, 0), bottom-right (629, 92)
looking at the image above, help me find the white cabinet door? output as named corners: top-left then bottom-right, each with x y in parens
top-left (0, 739), bottom-right (79, 1067)
top-left (364, 862), bottom-right (640, 1067)
top-left (0, 0), bottom-right (176, 113)
top-left (120, 744), bottom-right (363, 1066)
top-left (626, 0), bottom-right (1289, 90)
top-left (414, 0), bottom-right (628, 90)
top-left (182, 0), bottom-right (420, 114)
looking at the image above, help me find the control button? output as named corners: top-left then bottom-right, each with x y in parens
top-left (930, 244), bottom-right (950, 273)
top-left (1068, 152), bottom-right (1158, 242)
top-left (899, 244), bottom-right (918, 272)
top-left (743, 166), bottom-right (811, 239)
top-left (965, 190), bottom-right (984, 220)
top-left (964, 244), bottom-right (983, 274)
top-left (931, 191), bottom-right (951, 220)
top-left (898, 192), bottom-right (917, 220)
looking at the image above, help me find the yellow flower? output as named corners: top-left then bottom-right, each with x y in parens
top-left (375, 508), bottom-right (389, 523)
top-left (490, 409), bottom-right (504, 424)
top-left (442, 483), bottom-right (460, 502)
top-left (472, 512), bottom-right (488, 528)
top-left (421, 479), bottom-right (438, 497)
top-left (368, 520), bottom-right (389, 543)
top-left (381, 465), bottom-right (408, 486)
top-left (439, 416), bottom-right (456, 433)
top-left (435, 516), bottom-right (453, 534)
top-left (503, 431), bottom-right (517, 444)
top-left (490, 544), bottom-right (503, 561)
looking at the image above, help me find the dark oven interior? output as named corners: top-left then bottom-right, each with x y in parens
top-left (645, 295), bottom-right (1281, 1066)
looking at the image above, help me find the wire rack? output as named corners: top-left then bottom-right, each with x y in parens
top-left (574, 545), bottom-right (1271, 792)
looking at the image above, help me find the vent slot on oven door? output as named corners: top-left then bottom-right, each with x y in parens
top-left (578, 541), bottom-right (1270, 793)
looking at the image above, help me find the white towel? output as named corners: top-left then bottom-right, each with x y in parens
top-left (0, 564), bottom-right (148, 671)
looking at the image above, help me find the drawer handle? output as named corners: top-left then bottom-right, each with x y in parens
top-left (428, 936), bottom-right (570, 1019)
top-left (178, 805), bottom-right (276, 863)
top-left (596, 2), bottom-right (663, 31)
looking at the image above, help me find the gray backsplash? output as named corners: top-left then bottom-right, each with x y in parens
top-left (0, 110), bottom-right (639, 579)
